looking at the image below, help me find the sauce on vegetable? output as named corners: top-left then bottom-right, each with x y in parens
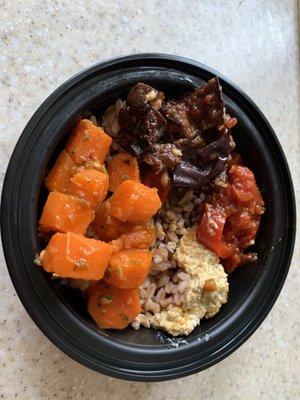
top-left (198, 163), bottom-right (264, 273)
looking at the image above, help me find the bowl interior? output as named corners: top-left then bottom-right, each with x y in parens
top-left (37, 73), bottom-right (272, 347)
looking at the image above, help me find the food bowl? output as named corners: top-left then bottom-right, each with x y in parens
top-left (1, 54), bottom-right (296, 381)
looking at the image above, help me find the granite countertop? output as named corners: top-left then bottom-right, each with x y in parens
top-left (0, 1), bottom-right (299, 399)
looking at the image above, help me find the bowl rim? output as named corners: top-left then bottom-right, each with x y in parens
top-left (0, 53), bottom-right (296, 381)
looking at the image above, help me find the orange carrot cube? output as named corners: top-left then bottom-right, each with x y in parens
top-left (119, 222), bottom-right (156, 249)
top-left (87, 282), bottom-right (141, 329)
top-left (92, 200), bottom-right (126, 241)
top-left (109, 222), bottom-right (155, 252)
top-left (41, 232), bottom-right (113, 280)
top-left (108, 153), bottom-right (140, 192)
top-left (66, 119), bottom-right (112, 165)
top-left (44, 150), bottom-right (77, 193)
top-left (109, 180), bottom-right (161, 223)
top-left (68, 168), bottom-right (109, 209)
top-left (39, 192), bottom-right (94, 234)
top-left (104, 250), bottom-right (152, 289)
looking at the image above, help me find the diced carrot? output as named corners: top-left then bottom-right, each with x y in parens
top-left (109, 238), bottom-right (124, 253)
top-left (92, 200), bottom-right (126, 241)
top-left (107, 153), bottom-right (140, 192)
top-left (41, 232), bottom-right (113, 280)
top-left (65, 119), bottom-right (112, 165)
top-left (117, 222), bottom-right (156, 250)
top-left (109, 180), bottom-right (162, 223)
top-left (104, 250), bottom-right (152, 289)
top-left (82, 160), bottom-right (106, 171)
top-left (39, 192), bottom-right (94, 234)
top-left (109, 223), bottom-right (155, 253)
top-left (44, 150), bottom-right (77, 193)
top-left (87, 282), bottom-right (141, 329)
top-left (68, 168), bottom-right (109, 209)
top-left (93, 199), bottom-right (156, 246)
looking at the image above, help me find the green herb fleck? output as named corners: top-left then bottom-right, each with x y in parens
top-left (115, 266), bottom-right (124, 277)
top-left (100, 295), bottom-right (114, 305)
top-left (33, 253), bottom-right (42, 266)
top-left (121, 314), bottom-right (131, 323)
top-left (77, 197), bottom-right (89, 207)
top-left (73, 258), bottom-right (88, 270)
top-left (101, 165), bottom-right (108, 175)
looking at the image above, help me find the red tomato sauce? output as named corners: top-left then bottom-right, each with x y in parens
top-left (198, 163), bottom-right (265, 273)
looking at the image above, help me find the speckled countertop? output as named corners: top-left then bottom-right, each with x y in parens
top-left (0, 1), bottom-right (299, 399)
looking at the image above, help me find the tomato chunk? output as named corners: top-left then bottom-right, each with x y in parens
top-left (198, 207), bottom-right (235, 259)
top-left (197, 164), bottom-right (264, 273)
top-left (198, 208), bottom-right (224, 254)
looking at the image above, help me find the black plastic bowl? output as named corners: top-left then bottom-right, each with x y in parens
top-left (1, 54), bottom-right (296, 381)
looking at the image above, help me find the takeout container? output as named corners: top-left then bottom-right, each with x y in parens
top-left (1, 54), bottom-right (296, 381)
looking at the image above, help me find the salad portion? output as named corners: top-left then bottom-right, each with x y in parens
top-left (36, 78), bottom-right (264, 336)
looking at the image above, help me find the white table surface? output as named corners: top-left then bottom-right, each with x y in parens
top-left (0, 1), bottom-right (299, 399)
